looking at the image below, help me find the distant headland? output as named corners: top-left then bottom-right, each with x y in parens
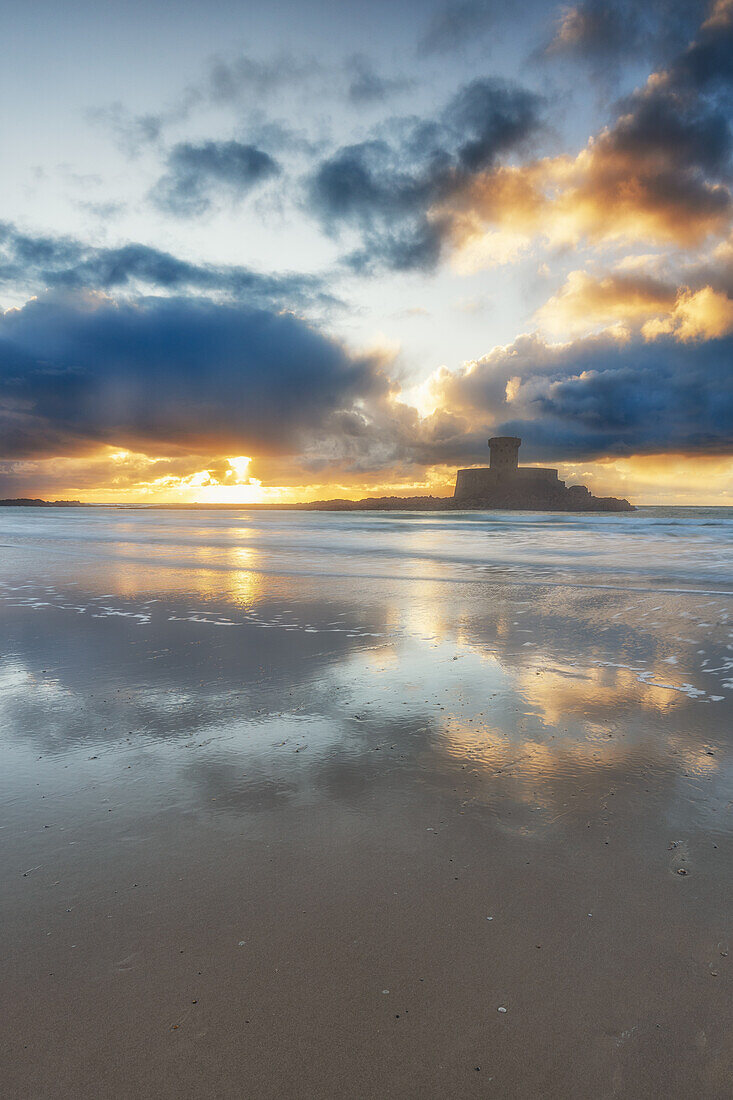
top-left (0, 498), bottom-right (83, 507)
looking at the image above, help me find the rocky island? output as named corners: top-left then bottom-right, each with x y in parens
top-left (303, 438), bottom-right (633, 511)
top-left (451, 436), bottom-right (633, 510)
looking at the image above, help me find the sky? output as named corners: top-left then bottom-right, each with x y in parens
top-left (1, 0), bottom-right (732, 504)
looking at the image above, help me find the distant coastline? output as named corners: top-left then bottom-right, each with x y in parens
top-left (0, 498), bottom-right (83, 507)
top-left (0, 494), bottom-right (634, 512)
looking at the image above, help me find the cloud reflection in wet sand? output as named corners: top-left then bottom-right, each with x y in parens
top-left (2, 571), bottom-right (729, 827)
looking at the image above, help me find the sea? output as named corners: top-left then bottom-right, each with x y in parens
top-left (1, 504), bottom-right (732, 591)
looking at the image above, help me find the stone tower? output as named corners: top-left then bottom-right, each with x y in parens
top-left (488, 436), bottom-right (521, 474)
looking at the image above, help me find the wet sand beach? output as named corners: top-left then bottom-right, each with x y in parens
top-left (1, 507), bottom-right (732, 1098)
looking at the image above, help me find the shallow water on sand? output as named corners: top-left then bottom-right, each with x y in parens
top-left (1, 507), bottom-right (732, 1097)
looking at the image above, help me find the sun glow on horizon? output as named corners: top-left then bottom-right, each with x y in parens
top-left (4, 444), bottom-right (733, 507)
top-left (182, 456), bottom-right (273, 504)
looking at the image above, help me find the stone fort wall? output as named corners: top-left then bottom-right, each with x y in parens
top-left (454, 465), bottom-right (560, 500)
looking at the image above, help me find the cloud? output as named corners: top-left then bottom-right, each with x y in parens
top-left (205, 51), bottom-right (323, 103)
top-left (346, 55), bottom-right (413, 105)
top-left (91, 49), bottom-right (403, 158)
top-left (2, 289), bottom-right (731, 497)
top-left (248, 319), bottom-right (733, 474)
top-left (0, 448), bottom-right (245, 501)
top-left (0, 222), bottom-right (327, 310)
top-left (429, 329), bottom-right (733, 460)
top-left (535, 269), bottom-right (678, 335)
top-left (195, 49), bottom-right (412, 116)
top-left (150, 141), bottom-right (281, 217)
top-left (670, 0), bottom-right (733, 88)
top-left (307, 77), bottom-right (543, 271)
top-left (0, 288), bottom-right (485, 486)
top-left (0, 294), bottom-right (388, 461)
top-left (75, 200), bottom-right (128, 221)
top-left (87, 102), bottom-right (183, 157)
top-left (544, 1), bottom-right (706, 74)
top-left (535, 265), bottom-right (733, 341)
top-left (308, 137), bottom-right (448, 271)
top-left (442, 4), bottom-right (733, 264)
top-left (417, 0), bottom-right (496, 56)
top-left (89, 52), bottom-right (323, 155)
top-left (642, 286), bottom-right (733, 341)
top-left (547, 1), bottom-right (631, 60)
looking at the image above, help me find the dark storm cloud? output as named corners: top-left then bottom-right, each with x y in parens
top-left (434, 331), bottom-right (733, 461)
top-left (574, 5), bottom-right (733, 230)
top-left (253, 327), bottom-right (732, 476)
top-left (670, 5), bottom-right (733, 91)
top-left (447, 3), bottom-right (733, 252)
top-left (445, 79), bottom-right (541, 170)
top-left (544, 1), bottom-right (707, 73)
top-left (308, 77), bottom-right (543, 271)
top-left (543, 0), bottom-right (733, 103)
top-left (150, 141), bottom-right (281, 216)
top-left (1, 288), bottom-right (730, 480)
top-left (610, 87), bottom-right (731, 177)
top-left (558, 67), bottom-right (733, 242)
top-left (0, 295), bottom-right (387, 460)
top-left (0, 223), bottom-right (327, 309)
top-left (615, 2), bottom-right (733, 164)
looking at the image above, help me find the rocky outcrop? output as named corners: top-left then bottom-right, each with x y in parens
top-left (452, 437), bottom-right (634, 511)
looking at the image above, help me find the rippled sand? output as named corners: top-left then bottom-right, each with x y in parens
top-left (1, 508), bottom-right (731, 1097)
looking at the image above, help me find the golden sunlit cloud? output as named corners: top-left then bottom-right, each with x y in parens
top-left (703, 0), bottom-right (733, 29)
top-left (533, 271), bottom-right (733, 342)
top-left (435, 0), bottom-right (733, 271)
top-left (642, 286), bottom-right (733, 341)
top-left (535, 269), bottom-right (677, 336)
top-left (437, 140), bottom-right (732, 268)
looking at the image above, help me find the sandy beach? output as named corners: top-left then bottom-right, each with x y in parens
top-left (1, 507), bottom-right (731, 1098)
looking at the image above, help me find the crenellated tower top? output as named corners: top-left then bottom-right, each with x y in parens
top-left (488, 436), bottom-right (521, 473)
